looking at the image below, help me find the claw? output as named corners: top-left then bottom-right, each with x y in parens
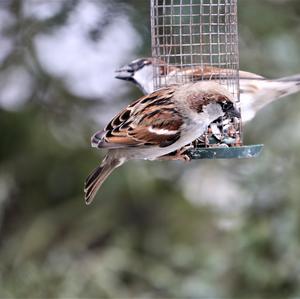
top-left (157, 144), bottom-right (193, 161)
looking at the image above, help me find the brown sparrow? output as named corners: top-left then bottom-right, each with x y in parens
top-left (84, 81), bottom-right (240, 204)
top-left (115, 58), bottom-right (300, 122)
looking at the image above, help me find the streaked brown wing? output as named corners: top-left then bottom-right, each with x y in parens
top-left (128, 107), bottom-right (183, 147)
top-left (92, 86), bottom-right (183, 149)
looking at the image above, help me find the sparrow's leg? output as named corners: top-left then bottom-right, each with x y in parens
top-left (157, 145), bottom-right (193, 161)
top-left (194, 136), bottom-right (205, 147)
top-left (204, 133), bottom-right (210, 147)
top-left (225, 124), bottom-right (242, 146)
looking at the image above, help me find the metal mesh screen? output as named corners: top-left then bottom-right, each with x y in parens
top-left (151, 0), bottom-right (241, 147)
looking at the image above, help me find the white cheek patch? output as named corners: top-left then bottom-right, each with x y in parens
top-left (203, 103), bottom-right (223, 119)
top-left (149, 127), bottom-right (178, 135)
top-left (133, 66), bottom-right (154, 94)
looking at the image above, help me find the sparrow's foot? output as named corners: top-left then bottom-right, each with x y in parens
top-left (157, 145), bottom-right (193, 161)
top-left (204, 134), bottom-right (210, 147)
top-left (234, 135), bottom-right (242, 146)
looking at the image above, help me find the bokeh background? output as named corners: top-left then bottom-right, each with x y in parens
top-left (1, 0), bottom-right (300, 298)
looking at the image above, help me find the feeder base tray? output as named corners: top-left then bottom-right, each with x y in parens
top-left (187, 144), bottom-right (264, 160)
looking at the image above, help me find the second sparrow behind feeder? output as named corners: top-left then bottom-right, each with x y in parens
top-left (116, 57), bottom-right (300, 122)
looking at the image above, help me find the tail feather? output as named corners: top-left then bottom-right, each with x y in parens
top-left (266, 75), bottom-right (300, 99)
top-left (241, 74), bottom-right (300, 105)
top-left (84, 156), bottom-right (123, 205)
top-left (276, 74), bottom-right (300, 83)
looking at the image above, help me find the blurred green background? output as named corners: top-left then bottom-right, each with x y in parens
top-left (1, 0), bottom-right (300, 298)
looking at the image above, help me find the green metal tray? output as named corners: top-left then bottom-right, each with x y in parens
top-left (187, 144), bottom-right (264, 160)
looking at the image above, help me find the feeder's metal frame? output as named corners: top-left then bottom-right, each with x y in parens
top-left (151, 0), bottom-right (240, 95)
top-left (150, 0), bottom-right (263, 159)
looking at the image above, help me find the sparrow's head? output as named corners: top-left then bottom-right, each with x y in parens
top-left (115, 58), bottom-right (154, 94)
top-left (185, 81), bottom-right (240, 122)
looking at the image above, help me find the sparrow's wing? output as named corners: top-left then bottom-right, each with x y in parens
top-left (91, 87), bottom-right (184, 149)
top-left (178, 66), bottom-right (264, 81)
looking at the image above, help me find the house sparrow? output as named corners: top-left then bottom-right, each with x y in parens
top-left (84, 81), bottom-right (240, 204)
top-left (115, 58), bottom-right (300, 122)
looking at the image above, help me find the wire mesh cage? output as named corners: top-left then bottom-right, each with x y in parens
top-left (150, 0), bottom-right (263, 159)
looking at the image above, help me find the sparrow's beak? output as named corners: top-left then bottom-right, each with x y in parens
top-left (226, 106), bottom-right (241, 118)
top-left (115, 65), bottom-right (134, 81)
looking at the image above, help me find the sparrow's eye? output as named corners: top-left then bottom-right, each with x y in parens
top-left (130, 60), bottom-right (148, 71)
top-left (127, 64), bottom-right (136, 72)
top-left (221, 101), bottom-right (233, 111)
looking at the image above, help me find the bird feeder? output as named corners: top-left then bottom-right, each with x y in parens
top-left (150, 0), bottom-right (263, 159)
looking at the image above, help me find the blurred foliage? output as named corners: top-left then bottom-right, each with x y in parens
top-left (1, 0), bottom-right (300, 298)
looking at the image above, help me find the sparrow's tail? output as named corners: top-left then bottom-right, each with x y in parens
top-left (240, 73), bottom-right (300, 111)
top-left (84, 155), bottom-right (124, 205)
top-left (260, 74), bottom-right (300, 98)
top-left (273, 74), bottom-right (300, 98)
